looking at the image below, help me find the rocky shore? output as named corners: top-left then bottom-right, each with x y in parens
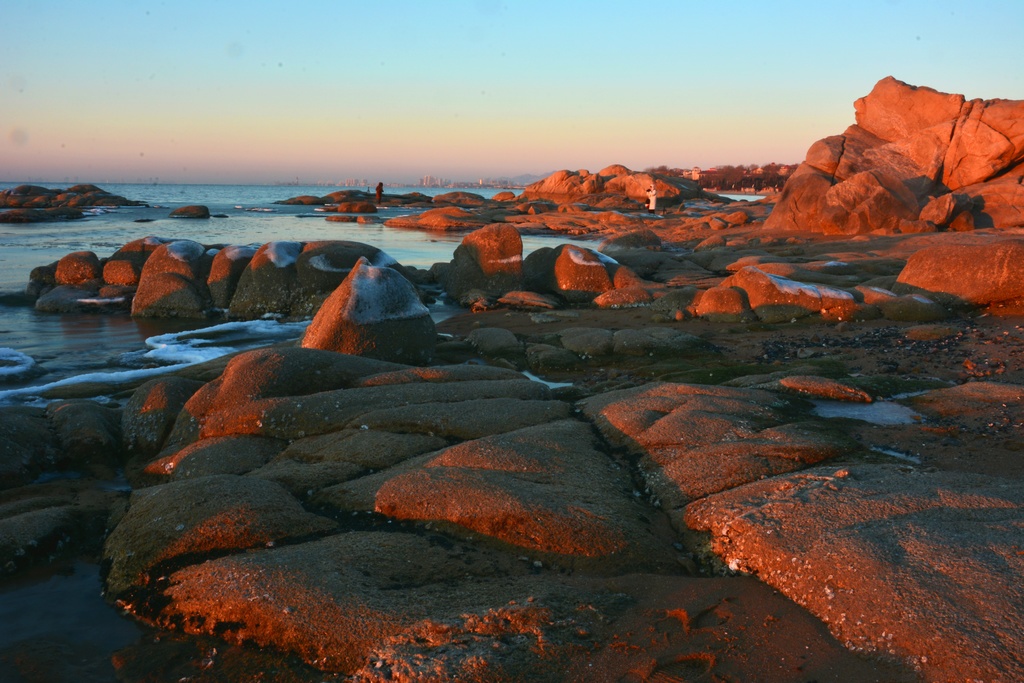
top-left (3, 77), bottom-right (1024, 682)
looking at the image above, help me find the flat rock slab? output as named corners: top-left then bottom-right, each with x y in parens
top-left (103, 474), bottom-right (337, 598)
top-left (579, 382), bottom-right (848, 524)
top-left (157, 530), bottom-right (911, 680)
top-left (685, 464), bottom-right (1024, 682)
top-left (317, 420), bottom-right (676, 572)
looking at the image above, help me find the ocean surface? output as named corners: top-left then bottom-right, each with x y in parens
top-left (0, 182), bottom-right (583, 405)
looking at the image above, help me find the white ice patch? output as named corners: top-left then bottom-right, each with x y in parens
top-left (566, 245), bottom-right (610, 268)
top-left (264, 241), bottom-right (302, 267)
top-left (140, 319), bottom-right (309, 365)
top-left (817, 285), bottom-right (855, 301)
top-left (341, 260), bottom-right (429, 324)
top-left (165, 240), bottom-right (205, 262)
top-left (76, 297), bottom-right (127, 305)
top-left (763, 271), bottom-right (821, 298)
top-left (308, 254), bottom-right (349, 273)
top-left (811, 399), bottom-right (922, 425)
top-left (521, 370), bottom-right (573, 389)
top-left (371, 250), bottom-right (398, 267)
top-left (0, 347), bottom-right (35, 377)
top-left (219, 245), bottom-right (258, 261)
top-left (864, 286), bottom-right (897, 299)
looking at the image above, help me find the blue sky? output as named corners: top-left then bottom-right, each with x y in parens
top-left (3, 0), bottom-right (1022, 184)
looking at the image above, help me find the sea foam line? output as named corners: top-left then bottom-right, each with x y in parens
top-left (0, 319), bottom-right (309, 405)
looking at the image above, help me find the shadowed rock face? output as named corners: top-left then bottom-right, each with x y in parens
top-left (767, 76), bottom-right (1024, 234)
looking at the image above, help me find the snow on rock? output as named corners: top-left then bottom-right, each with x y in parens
top-left (165, 240), bottom-right (206, 262)
top-left (339, 257), bottom-right (429, 324)
top-left (264, 241), bottom-right (302, 268)
top-left (302, 257), bottom-right (435, 364)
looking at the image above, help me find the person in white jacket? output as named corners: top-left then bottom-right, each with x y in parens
top-left (646, 185), bottom-right (657, 214)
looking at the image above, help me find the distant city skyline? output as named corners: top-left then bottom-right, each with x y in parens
top-left (3, 1), bottom-right (1022, 185)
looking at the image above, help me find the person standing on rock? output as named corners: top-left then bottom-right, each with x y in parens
top-left (646, 184), bottom-right (657, 214)
top-left (375, 182), bottom-right (384, 205)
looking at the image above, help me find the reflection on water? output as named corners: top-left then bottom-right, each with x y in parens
top-left (0, 561), bottom-right (143, 682)
top-left (811, 399), bottom-right (923, 425)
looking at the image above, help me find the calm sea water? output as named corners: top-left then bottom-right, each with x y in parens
top-left (0, 182), bottom-right (580, 402)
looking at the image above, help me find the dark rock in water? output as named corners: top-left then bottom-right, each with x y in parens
top-left (207, 244), bottom-right (256, 310)
top-left (274, 194), bottom-right (325, 205)
top-left (131, 240), bottom-right (214, 319)
top-left (0, 407), bottom-right (59, 490)
top-left (168, 205), bottom-right (210, 219)
top-left (46, 400), bottom-right (122, 475)
top-left (0, 184), bottom-right (144, 212)
top-left (333, 201), bottom-right (377, 213)
top-left (55, 250), bottom-right (102, 286)
top-left (34, 285), bottom-right (118, 314)
top-left (0, 207), bottom-right (85, 223)
top-left (226, 240), bottom-right (302, 319)
top-left (301, 256), bottom-right (436, 364)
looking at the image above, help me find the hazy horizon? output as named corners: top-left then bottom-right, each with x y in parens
top-left (4, 1), bottom-right (1023, 186)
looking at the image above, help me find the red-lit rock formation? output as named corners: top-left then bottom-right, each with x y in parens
top-left (767, 76), bottom-right (1024, 234)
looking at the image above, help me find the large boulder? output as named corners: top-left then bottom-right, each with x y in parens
top-left (54, 251), bottom-right (102, 285)
top-left (226, 241), bottom-right (302, 319)
top-left (444, 224), bottom-right (524, 299)
top-left (131, 240), bottom-right (214, 318)
top-left (767, 77), bottom-right (1024, 234)
top-left (301, 257), bottom-right (435, 364)
top-left (721, 266), bottom-right (860, 322)
top-left (524, 244), bottom-right (635, 304)
top-left (207, 245), bottom-right (256, 309)
top-left (293, 241), bottom-right (401, 316)
top-left (894, 239), bottom-right (1024, 311)
top-left (103, 236), bottom-right (165, 286)
top-left (168, 205), bottom-right (210, 219)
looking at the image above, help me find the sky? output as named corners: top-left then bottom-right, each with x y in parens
top-left (2, 0), bottom-right (1023, 185)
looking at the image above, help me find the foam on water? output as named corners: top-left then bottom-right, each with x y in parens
top-left (0, 319), bottom-right (308, 405)
top-left (0, 347), bottom-right (35, 377)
